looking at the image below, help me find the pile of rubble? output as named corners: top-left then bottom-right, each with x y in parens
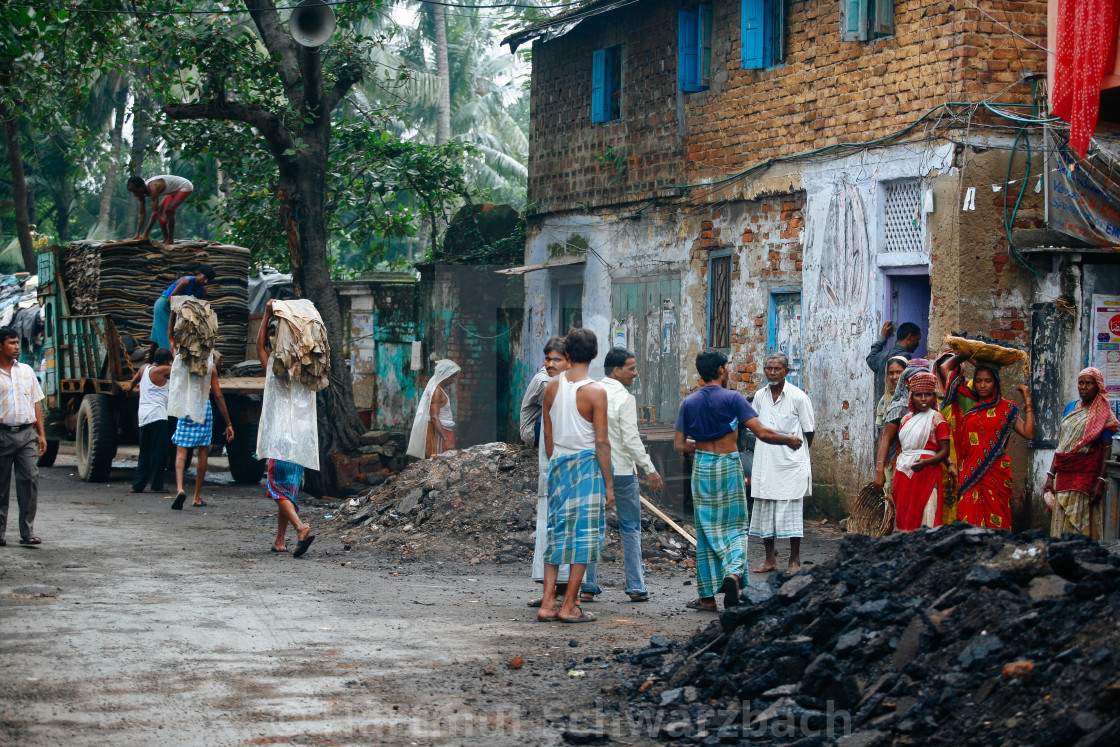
top-left (325, 442), bottom-right (697, 567)
top-left (618, 523), bottom-right (1120, 745)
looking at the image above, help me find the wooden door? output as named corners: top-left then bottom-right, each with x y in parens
top-left (611, 275), bottom-right (680, 425)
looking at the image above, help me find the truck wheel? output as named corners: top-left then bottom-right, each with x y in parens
top-left (76, 395), bottom-right (115, 482)
top-left (37, 439), bottom-right (60, 468)
top-left (227, 422), bottom-right (263, 485)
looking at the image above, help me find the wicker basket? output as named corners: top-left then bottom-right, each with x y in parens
top-left (847, 483), bottom-right (896, 538)
top-left (944, 335), bottom-right (1030, 376)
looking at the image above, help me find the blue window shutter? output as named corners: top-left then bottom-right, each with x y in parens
top-left (840, 0), bottom-right (869, 42)
top-left (591, 48), bottom-right (606, 123)
top-left (699, 4), bottom-right (713, 85)
top-left (741, 0), bottom-right (765, 69)
top-left (873, 0), bottom-right (894, 36)
top-left (678, 11), bottom-right (701, 92)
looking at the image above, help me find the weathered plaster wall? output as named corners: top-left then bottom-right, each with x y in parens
top-left (338, 277), bottom-right (419, 430)
top-left (797, 143), bottom-right (955, 515)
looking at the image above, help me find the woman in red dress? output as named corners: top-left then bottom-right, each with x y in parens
top-left (880, 371), bottom-right (954, 530)
top-left (938, 355), bottom-right (1035, 531)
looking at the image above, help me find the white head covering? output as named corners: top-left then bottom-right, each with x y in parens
top-left (406, 359), bottom-right (461, 459)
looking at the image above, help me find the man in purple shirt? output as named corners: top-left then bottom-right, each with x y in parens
top-left (674, 349), bottom-right (802, 612)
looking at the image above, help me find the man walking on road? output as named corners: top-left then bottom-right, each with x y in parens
top-left (674, 349), bottom-right (802, 612)
top-left (0, 327), bottom-right (47, 546)
top-left (523, 337), bottom-right (571, 606)
top-left (256, 300), bottom-right (315, 557)
top-left (749, 353), bottom-right (815, 576)
top-left (580, 347), bottom-right (663, 603)
top-left (539, 328), bottom-right (614, 624)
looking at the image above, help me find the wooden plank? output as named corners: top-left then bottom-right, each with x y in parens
top-left (216, 376), bottom-right (266, 392)
top-left (640, 495), bottom-right (696, 546)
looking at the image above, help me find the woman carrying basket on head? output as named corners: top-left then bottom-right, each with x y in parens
top-left (939, 352), bottom-right (1035, 531)
top-left (1043, 367), bottom-right (1118, 539)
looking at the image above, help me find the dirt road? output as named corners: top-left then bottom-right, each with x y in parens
top-left (0, 455), bottom-right (842, 746)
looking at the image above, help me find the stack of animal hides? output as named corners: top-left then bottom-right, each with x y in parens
top-left (171, 297), bottom-right (219, 376)
top-left (59, 239), bottom-right (250, 364)
top-left (270, 299), bottom-right (330, 391)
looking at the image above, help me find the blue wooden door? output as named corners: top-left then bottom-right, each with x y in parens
top-left (611, 276), bottom-right (681, 425)
top-left (889, 273), bottom-right (931, 359)
top-left (769, 291), bottom-right (803, 388)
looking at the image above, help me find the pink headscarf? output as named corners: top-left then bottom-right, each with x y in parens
top-left (1075, 367), bottom-right (1119, 451)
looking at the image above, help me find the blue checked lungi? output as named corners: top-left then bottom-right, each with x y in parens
top-left (692, 450), bottom-right (749, 598)
top-left (267, 458), bottom-right (305, 511)
top-left (172, 401), bottom-right (213, 448)
top-left (546, 449), bottom-right (605, 565)
top-left (749, 498), bottom-right (804, 539)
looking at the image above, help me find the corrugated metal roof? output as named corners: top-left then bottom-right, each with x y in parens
top-left (501, 0), bottom-right (645, 52)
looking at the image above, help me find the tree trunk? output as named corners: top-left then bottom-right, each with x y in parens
top-left (55, 184), bottom-right (71, 244)
top-left (281, 149), bottom-right (364, 482)
top-left (125, 87), bottom-right (151, 235)
top-left (1, 105), bottom-right (35, 271)
top-left (433, 3), bottom-right (452, 146)
top-left (98, 76), bottom-right (128, 234)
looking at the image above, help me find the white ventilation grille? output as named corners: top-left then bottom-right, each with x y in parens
top-left (883, 180), bottom-right (925, 254)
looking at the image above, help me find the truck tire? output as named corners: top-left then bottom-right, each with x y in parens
top-left (38, 439), bottom-right (60, 468)
top-left (76, 395), bottom-right (116, 482)
top-left (227, 422), bottom-right (263, 485)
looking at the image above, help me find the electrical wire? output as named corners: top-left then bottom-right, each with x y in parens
top-left (9, 0), bottom-right (584, 13)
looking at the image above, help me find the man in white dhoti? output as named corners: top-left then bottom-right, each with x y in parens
top-left (749, 352), bottom-right (815, 576)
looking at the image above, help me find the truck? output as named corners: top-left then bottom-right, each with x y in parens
top-left (35, 241), bottom-right (267, 485)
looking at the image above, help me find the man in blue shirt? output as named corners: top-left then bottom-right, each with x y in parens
top-left (674, 349), bottom-right (802, 612)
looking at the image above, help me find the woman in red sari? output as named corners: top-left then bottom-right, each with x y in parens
top-left (879, 371), bottom-right (955, 530)
top-left (939, 354), bottom-right (1035, 530)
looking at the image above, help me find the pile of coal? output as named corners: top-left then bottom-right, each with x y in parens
top-left (619, 523), bottom-right (1120, 745)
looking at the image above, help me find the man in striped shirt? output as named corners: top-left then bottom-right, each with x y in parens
top-left (0, 327), bottom-right (47, 547)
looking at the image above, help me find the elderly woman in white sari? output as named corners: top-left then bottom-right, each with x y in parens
top-left (406, 360), bottom-right (461, 459)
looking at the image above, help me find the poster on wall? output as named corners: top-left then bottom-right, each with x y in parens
top-left (612, 322), bottom-right (627, 350)
top-left (1092, 294), bottom-right (1120, 420)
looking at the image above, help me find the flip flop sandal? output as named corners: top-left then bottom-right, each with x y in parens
top-left (580, 593), bottom-right (597, 602)
top-left (191, 500), bottom-right (207, 507)
top-left (558, 611), bottom-right (596, 624)
top-left (685, 599), bottom-right (718, 612)
top-left (270, 547), bottom-right (288, 553)
top-left (719, 575), bottom-right (741, 609)
top-left (628, 593), bottom-right (650, 602)
top-left (171, 493), bottom-right (187, 510)
top-left (292, 534), bottom-right (316, 558)
top-left (528, 598), bottom-right (544, 608)
top-left (535, 613), bottom-right (559, 622)
top-left (19, 537), bottom-right (41, 545)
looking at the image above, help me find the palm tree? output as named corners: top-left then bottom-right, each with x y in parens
top-left (354, 4), bottom-right (529, 207)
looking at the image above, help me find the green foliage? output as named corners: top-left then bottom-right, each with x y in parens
top-left (2, 0), bottom-right (532, 272)
top-left (173, 115), bottom-right (477, 272)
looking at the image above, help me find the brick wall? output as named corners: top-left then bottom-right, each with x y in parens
top-left (690, 193), bottom-right (806, 399)
top-left (528, 0), bottom-right (1048, 215)
top-left (527, 1), bottom-right (684, 214)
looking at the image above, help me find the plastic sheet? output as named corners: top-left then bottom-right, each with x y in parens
top-left (256, 354), bottom-right (319, 471)
top-left (167, 354), bottom-right (212, 424)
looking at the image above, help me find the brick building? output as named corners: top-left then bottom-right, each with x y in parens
top-left (502, 0), bottom-right (1120, 531)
